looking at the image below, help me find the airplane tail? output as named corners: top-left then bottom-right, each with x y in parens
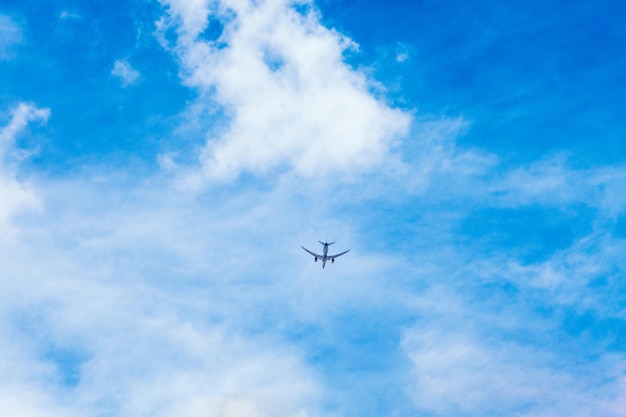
top-left (319, 241), bottom-right (335, 246)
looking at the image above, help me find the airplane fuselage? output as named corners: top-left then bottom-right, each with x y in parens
top-left (321, 242), bottom-right (329, 268)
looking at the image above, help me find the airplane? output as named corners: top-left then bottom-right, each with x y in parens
top-left (301, 241), bottom-right (350, 269)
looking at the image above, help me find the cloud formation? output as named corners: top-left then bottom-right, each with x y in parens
top-left (0, 174), bottom-right (327, 416)
top-left (158, 0), bottom-right (411, 182)
top-left (0, 15), bottom-right (22, 60)
top-left (112, 60), bottom-right (140, 87)
top-left (0, 103), bottom-right (49, 235)
top-left (404, 325), bottom-right (626, 416)
top-left (3, 2), bottom-right (626, 416)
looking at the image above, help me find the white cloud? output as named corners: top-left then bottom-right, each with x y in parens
top-left (395, 42), bottom-right (411, 63)
top-left (0, 103), bottom-right (50, 160)
top-left (403, 326), bottom-right (626, 416)
top-left (0, 103), bottom-right (49, 236)
top-left (482, 157), bottom-right (626, 221)
top-left (497, 231), bottom-right (626, 319)
top-left (3, 4), bottom-right (626, 417)
top-left (0, 177), bottom-right (40, 238)
top-left (59, 11), bottom-right (82, 21)
top-left (0, 15), bottom-right (21, 60)
top-left (157, 151), bottom-right (179, 172)
top-left (111, 60), bottom-right (140, 87)
top-left (0, 175), bottom-right (330, 417)
top-left (2, 102), bottom-right (625, 417)
top-left (157, 0), bottom-right (411, 182)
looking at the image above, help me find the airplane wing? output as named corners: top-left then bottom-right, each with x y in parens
top-left (327, 249), bottom-right (350, 260)
top-left (301, 246), bottom-right (323, 258)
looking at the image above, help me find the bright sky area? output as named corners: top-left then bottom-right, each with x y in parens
top-left (1, 0), bottom-right (626, 416)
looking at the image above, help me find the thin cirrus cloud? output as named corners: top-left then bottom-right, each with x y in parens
top-left (0, 14), bottom-right (22, 61)
top-left (394, 221), bottom-right (626, 417)
top-left (403, 325), bottom-right (626, 416)
top-left (0, 103), bottom-right (49, 235)
top-left (111, 59), bottom-right (141, 87)
top-left (157, 0), bottom-right (411, 183)
top-left (0, 136), bottom-right (325, 416)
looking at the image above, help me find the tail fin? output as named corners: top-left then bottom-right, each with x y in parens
top-left (319, 240), bottom-right (335, 246)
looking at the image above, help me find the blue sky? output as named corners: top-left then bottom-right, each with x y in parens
top-left (1, 0), bottom-right (626, 416)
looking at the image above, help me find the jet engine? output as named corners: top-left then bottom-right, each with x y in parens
top-left (331, 258), bottom-right (335, 263)
top-left (314, 258), bottom-right (318, 262)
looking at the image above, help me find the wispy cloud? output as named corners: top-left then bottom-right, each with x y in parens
top-left (395, 42), bottom-right (411, 63)
top-left (404, 324), bottom-right (626, 416)
top-left (111, 60), bottom-right (140, 87)
top-left (0, 173), bottom-right (330, 416)
top-left (0, 103), bottom-right (49, 236)
top-left (0, 15), bottom-right (22, 60)
top-left (59, 11), bottom-right (82, 21)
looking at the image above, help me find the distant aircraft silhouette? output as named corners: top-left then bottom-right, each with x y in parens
top-left (301, 241), bottom-right (350, 269)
